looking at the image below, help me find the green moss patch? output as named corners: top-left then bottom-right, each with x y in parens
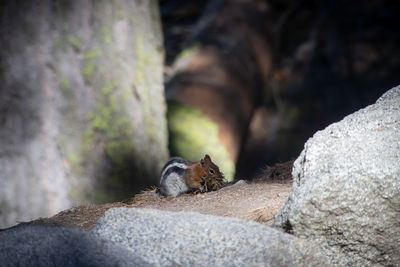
top-left (176, 42), bottom-right (201, 62)
top-left (82, 81), bottom-right (138, 202)
top-left (167, 101), bottom-right (235, 181)
top-left (82, 49), bottom-right (101, 82)
top-left (67, 35), bottom-right (81, 51)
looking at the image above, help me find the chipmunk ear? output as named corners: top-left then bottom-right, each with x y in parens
top-left (204, 154), bottom-right (211, 162)
top-left (200, 158), bottom-right (205, 167)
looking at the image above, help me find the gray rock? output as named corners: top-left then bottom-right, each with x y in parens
top-left (92, 207), bottom-right (331, 267)
top-left (0, 223), bottom-right (150, 267)
top-left (273, 85), bottom-right (400, 266)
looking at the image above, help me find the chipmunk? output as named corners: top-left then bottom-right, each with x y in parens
top-left (159, 154), bottom-right (225, 197)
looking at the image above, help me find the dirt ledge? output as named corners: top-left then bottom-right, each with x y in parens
top-left (31, 161), bottom-right (293, 231)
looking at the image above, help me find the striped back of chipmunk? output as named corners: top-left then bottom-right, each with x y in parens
top-left (159, 157), bottom-right (189, 197)
top-left (160, 157), bottom-right (189, 182)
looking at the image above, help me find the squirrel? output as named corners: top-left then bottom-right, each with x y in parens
top-left (158, 154), bottom-right (225, 197)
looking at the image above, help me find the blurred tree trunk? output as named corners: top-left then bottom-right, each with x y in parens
top-left (166, 0), bottom-right (274, 181)
top-left (0, 0), bottom-right (168, 228)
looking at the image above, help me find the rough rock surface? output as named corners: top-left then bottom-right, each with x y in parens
top-left (273, 86), bottom-right (400, 266)
top-left (0, 224), bottom-right (150, 267)
top-left (92, 207), bottom-right (331, 267)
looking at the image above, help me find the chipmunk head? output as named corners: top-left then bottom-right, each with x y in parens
top-left (200, 154), bottom-right (225, 190)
